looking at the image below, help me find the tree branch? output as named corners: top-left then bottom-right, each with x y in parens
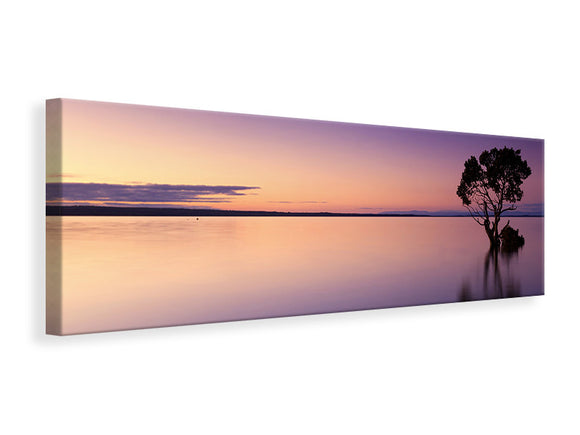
top-left (464, 204), bottom-right (485, 226)
top-left (500, 204), bottom-right (518, 214)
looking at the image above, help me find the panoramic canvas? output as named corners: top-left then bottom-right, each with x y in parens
top-left (46, 99), bottom-right (544, 335)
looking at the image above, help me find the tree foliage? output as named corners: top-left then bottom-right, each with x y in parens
top-left (457, 147), bottom-right (531, 247)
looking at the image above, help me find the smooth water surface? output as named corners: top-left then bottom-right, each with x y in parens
top-left (46, 217), bottom-right (544, 334)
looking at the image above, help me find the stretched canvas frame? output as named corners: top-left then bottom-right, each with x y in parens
top-left (46, 99), bottom-right (544, 335)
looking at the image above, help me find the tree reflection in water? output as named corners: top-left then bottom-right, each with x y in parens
top-left (459, 246), bottom-right (522, 302)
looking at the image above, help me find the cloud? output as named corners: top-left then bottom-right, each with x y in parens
top-left (267, 200), bottom-right (328, 204)
top-left (46, 182), bottom-right (260, 205)
top-left (517, 202), bottom-right (544, 213)
top-left (46, 173), bottom-right (78, 178)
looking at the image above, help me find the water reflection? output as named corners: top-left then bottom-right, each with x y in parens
top-left (48, 216), bottom-right (543, 334)
top-left (459, 246), bottom-right (523, 302)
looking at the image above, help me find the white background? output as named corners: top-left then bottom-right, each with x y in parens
top-left (2, 1), bottom-right (578, 434)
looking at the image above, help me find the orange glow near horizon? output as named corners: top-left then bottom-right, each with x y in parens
top-left (47, 99), bottom-right (544, 213)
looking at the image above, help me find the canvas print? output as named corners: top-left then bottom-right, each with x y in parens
top-left (46, 99), bottom-right (544, 335)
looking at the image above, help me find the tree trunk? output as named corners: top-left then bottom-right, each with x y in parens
top-left (493, 213), bottom-right (501, 246)
top-left (484, 220), bottom-right (500, 249)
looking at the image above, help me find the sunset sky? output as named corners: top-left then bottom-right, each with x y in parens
top-left (47, 99), bottom-right (544, 213)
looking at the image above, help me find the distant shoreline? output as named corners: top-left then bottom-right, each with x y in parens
top-left (46, 205), bottom-right (543, 218)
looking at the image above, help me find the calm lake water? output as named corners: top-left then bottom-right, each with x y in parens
top-left (46, 216), bottom-right (544, 334)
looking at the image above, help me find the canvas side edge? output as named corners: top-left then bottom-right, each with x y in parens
top-left (46, 99), bottom-right (63, 335)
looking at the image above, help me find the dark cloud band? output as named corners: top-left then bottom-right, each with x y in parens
top-left (46, 182), bottom-right (260, 204)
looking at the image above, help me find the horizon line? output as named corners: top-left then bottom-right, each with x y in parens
top-left (46, 205), bottom-right (544, 218)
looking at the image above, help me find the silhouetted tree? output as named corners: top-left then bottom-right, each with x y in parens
top-left (457, 147), bottom-right (531, 248)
